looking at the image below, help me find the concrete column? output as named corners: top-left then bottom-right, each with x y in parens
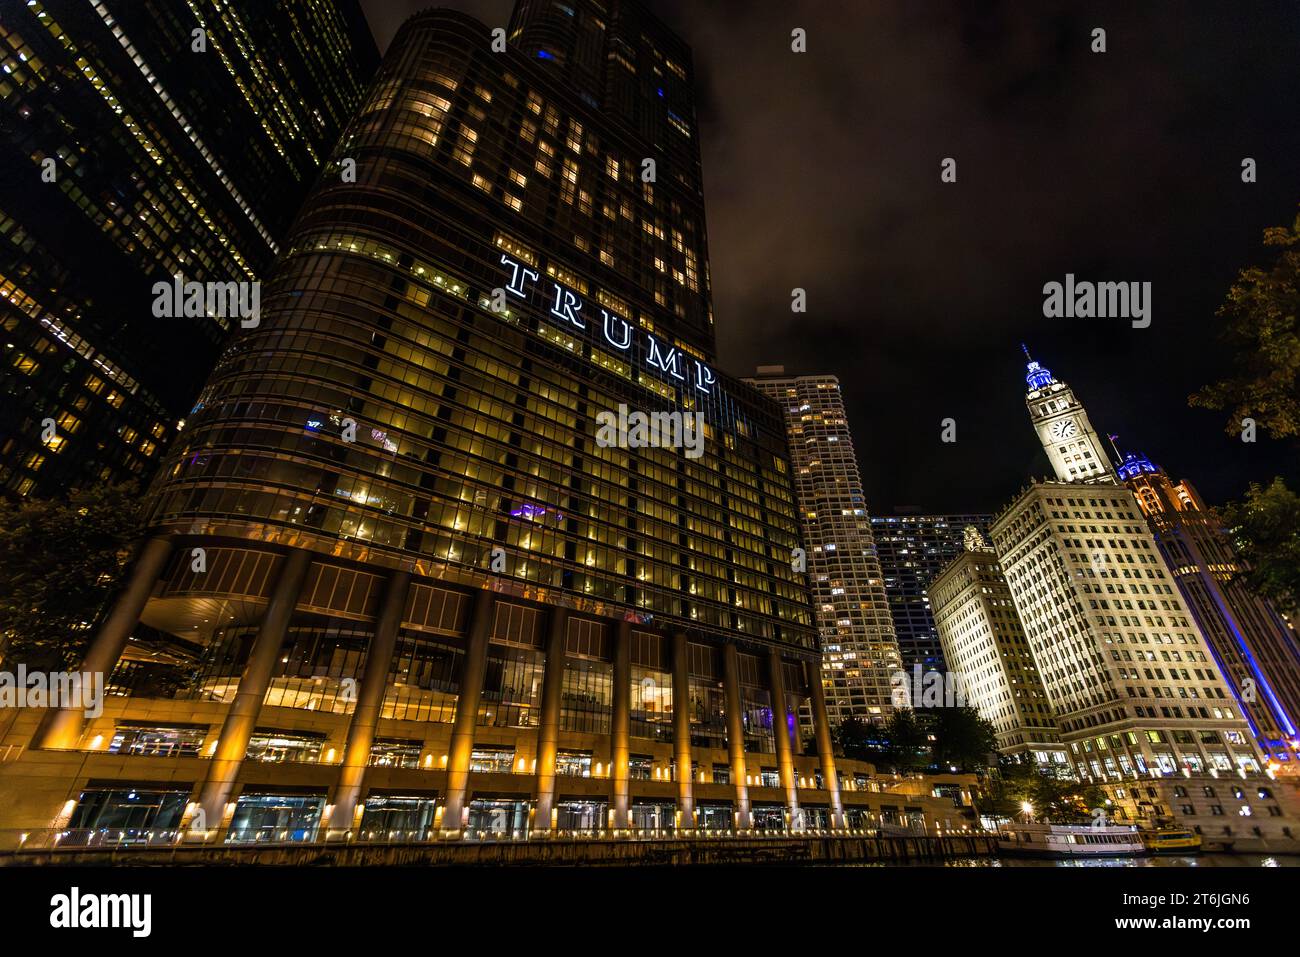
top-left (807, 658), bottom-right (845, 829)
top-left (768, 648), bottom-right (800, 829)
top-left (670, 631), bottom-right (694, 828)
top-left (197, 548), bottom-right (313, 832)
top-left (722, 642), bottom-right (751, 830)
top-left (328, 570), bottom-right (411, 839)
top-left (32, 535), bottom-right (174, 749)
top-left (532, 607), bottom-right (569, 837)
top-left (1221, 737), bottom-right (1240, 774)
top-left (611, 621), bottom-right (632, 831)
top-left (1120, 740), bottom-right (1142, 780)
top-left (439, 588), bottom-right (494, 837)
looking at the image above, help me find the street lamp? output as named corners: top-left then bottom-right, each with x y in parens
top-left (1020, 801), bottom-right (1034, 824)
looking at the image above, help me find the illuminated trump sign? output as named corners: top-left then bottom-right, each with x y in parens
top-left (499, 254), bottom-right (717, 397)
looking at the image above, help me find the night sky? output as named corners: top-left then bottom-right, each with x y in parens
top-left (360, 0), bottom-right (1300, 514)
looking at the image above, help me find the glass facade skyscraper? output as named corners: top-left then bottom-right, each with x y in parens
top-left (871, 513), bottom-right (993, 674)
top-left (0, 0), bottom-right (377, 498)
top-left (5, 0), bottom-right (945, 846)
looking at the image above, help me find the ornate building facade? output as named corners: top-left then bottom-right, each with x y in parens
top-left (1118, 448), bottom-right (1300, 771)
top-left (929, 527), bottom-right (1067, 768)
top-left (992, 353), bottom-right (1261, 781)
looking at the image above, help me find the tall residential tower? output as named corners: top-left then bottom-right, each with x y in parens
top-left (746, 368), bottom-right (902, 726)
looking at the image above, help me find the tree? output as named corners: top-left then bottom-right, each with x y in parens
top-left (1217, 478), bottom-right (1300, 618)
top-left (924, 706), bottom-right (998, 772)
top-left (1190, 207), bottom-right (1300, 618)
top-left (981, 761), bottom-right (1106, 825)
top-left (0, 483), bottom-right (145, 670)
top-left (1030, 776), bottom-right (1107, 825)
top-left (880, 708), bottom-right (930, 771)
top-left (981, 758), bottom-right (1041, 822)
top-left (1190, 208), bottom-right (1300, 440)
top-left (832, 715), bottom-right (893, 765)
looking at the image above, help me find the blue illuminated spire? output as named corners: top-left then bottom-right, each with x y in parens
top-left (1110, 434), bottom-right (1161, 481)
top-left (1022, 343), bottom-right (1055, 391)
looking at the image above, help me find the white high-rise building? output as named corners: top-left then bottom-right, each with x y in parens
top-left (929, 527), bottom-right (1068, 769)
top-left (746, 368), bottom-right (902, 726)
top-left (991, 352), bottom-right (1260, 781)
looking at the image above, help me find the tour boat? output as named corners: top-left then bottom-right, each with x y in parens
top-left (997, 823), bottom-right (1145, 858)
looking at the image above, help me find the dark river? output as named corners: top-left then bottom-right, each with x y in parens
top-left (930, 853), bottom-right (1296, 867)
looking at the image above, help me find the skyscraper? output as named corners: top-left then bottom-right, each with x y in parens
top-left (992, 353), bottom-right (1260, 780)
top-left (5, 0), bottom-right (902, 845)
top-left (929, 526), bottom-right (1067, 769)
top-left (746, 368), bottom-right (901, 726)
top-left (0, 0), bottom-right (378, 498)
top-left (872, 512), bottom-right (994, 675)
top-left (1117, 447), bottom-right (1300, 771)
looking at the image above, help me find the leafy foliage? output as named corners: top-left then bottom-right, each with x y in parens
top-left (1191, 209), bottom-right (1300, 439)
top-left (925, 706), bottom-right (999, 772)
top-left (0, 483), bottom-right (145, 670)
top-left (833, 707), bottom-right (998, 773)
top-left (1217, 477), bottom-right (1300, 617)
top-left (981, 758), bottom-right (1106, 825)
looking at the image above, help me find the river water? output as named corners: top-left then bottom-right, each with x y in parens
top-left (931, 853), bottom-right (1297, 867)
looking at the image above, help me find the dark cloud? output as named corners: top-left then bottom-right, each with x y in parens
top-left (362, 0), bottom-right (1300, 512)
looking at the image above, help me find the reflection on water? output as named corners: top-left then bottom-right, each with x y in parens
top-left (832, 853), bottom-right (1295, 868)
top-left (943, 853), bottom-right (1295, 868)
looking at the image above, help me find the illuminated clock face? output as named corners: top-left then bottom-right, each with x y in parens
top-left (1050, 419), bottom-right (1079, 440)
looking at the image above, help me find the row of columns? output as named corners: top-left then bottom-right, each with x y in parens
top-left (1073, 733), bottom-right (1247, 784)
top-left (35, 539), bottom-right (845, 837)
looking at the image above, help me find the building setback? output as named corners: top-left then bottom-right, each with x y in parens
top-left (0, 0), bottom-right (378, 498)
top-left (0, 1), bottom-right (969, 846)
top-left (872, 512), bottom-right (994, 675)
top-left (1117, 447), bottom-right (1300, 772)
top-left (929, 526), bottom-right (1067, 769)
top-left (746, 368), bottom-right (902, 727)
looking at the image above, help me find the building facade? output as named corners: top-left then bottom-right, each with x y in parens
top-left (1118, 449), bottom-right (1300, 771)
top-left (1103, 773), bottom-right (1300, 852)
top-left (929, 527), bottom-right (1067, 769)
top-left (746, 368), bottom-right (902, 727)
top-left (992, 354), bottom-right (1261, 781)
top-left (872, 512), bottom-right (994, 675)
top-left (0, 1), bottom-right (932, 846)
top-left (0, 0), bottom-right (378, 498)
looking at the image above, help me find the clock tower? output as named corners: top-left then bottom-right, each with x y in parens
top-left (1021, 345), bottom-right (1116, 484)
